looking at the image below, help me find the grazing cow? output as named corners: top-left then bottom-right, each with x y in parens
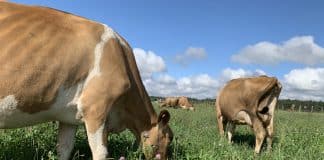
top-left (160, 97), bottom-right (194, 111)
top-left (0, 2), bottom-right (173, 160)
top-left (215, 76), bottom-right (282, 153)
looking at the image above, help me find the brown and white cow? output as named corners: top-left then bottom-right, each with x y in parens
top-left (160, 97), bottom-right (194, 111)
top-left (215, 76), bottom-right (282, 153)
top-left (0, 2), bottom-right (173, 160)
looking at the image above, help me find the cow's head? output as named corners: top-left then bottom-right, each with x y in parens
top-left (141, 110), bottom-right (173, 160)
top-left (184, 103), bottom-right (195, 111)
top-left (179, 97), bottom-right (195, 111)
top-left (186, 100), bottom-right (193, 108)
top-left (186, 101), bottom-right (194, 111)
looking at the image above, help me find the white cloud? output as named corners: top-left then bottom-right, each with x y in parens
top-left (220, 68), bottom-right (266, 82)
top-left (144, 74), bottom-right (219, 99)
top-left (133, 47), bottom-right (217, 98)
top-left (282, 67), bottom-right (324, 101)
top-left (133, 48), bottom-right (166, 80)
top-left (134, 48), bottom-right (321, 100)
top-left (175, 47), bottom-right (207, 66)
top-left (232, 36), bottom-right (324, 65)
top-left (156, 74), bottom-right (176, 84)
top-left (140, 67), bottom-right (267, 99)
top-left (133, 45), bottom-right (324, 101)
top-left (132, 48), bottom-right (271, 99)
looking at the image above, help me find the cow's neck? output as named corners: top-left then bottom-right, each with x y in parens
top-left (119, 41), bottom-right (159, 139)
top-left (125, 90), bottom-right (158, 140)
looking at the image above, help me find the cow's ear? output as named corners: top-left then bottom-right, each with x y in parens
top-left (158, 110), bottom-right (170, 125)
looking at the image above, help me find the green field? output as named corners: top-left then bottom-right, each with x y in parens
top-left (0, 102), bottom-right (323, 160)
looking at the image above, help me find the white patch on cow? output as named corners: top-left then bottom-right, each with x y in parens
top-left (0, 95), bottom-right (19, 124)
top-left (83, 24), bottom-right (127, 88)
top-left (267, 96), bottom-right (277, 131)
top-left (0, 95), bottom-right (18, 127)
top-left (0, 85), bottom-right (82, 128)
top-left (88, 124), bottom-right (108, 160)
top-left (50, 85), bottom-right (84, 125)
top-left (77, 24), bottom-right (127, 121)
top-left (268, 97), bottom-right (277, 116)
top-left (235, 110), bottom-right (252, 126)
top-left (68, 82), bottom-right (84, 106)
top-left (84, 24), bottom-right (114, 87)
top-left (77, 24), bottom-right (119, 123)
top-left (0, 95), bottom-right (18, 111)
top-left (68, 81), bottom-right (85, 120)
top-left (101, 24), bottom-right (127, 47)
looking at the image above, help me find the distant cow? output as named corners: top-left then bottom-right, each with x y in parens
top-left (215, 76), bottom-right (282, 153)
top-left (0, 2), bottom-right (173, 160)
top-left (160, 97), bottom-right (194, 111)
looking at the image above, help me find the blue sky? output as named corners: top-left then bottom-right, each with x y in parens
top-left (10, 0), bottom-right (324, 100)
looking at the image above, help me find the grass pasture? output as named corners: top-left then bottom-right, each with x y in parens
top-left (0, 102), bottom-right (323, 160)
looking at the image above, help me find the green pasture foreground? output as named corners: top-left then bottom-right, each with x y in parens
top-left (0, 102), bottom-right (323, 160)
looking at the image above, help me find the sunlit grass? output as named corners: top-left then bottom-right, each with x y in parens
top-left (0, 102), bottom-right (323, 159)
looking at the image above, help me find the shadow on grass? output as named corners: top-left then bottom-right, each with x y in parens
top-left (73, 132), bottom-right (140, 160)
top-left (232, 134), bottom-right (255, 148)
top-left (232, 133), bottom-right (278, 150)
top-left (0, 125), bottom-right (187, 160)
top-left (73, 134), bottom-right (188, 160)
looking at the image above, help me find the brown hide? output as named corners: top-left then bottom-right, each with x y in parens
top-left (160, 96), bottom-right (194, 110)
top-left (218, 76), bottom-right (280, 120)
top-left (216, 75), bottom-right (282, 153)
top-left (161, 97), bottom-right (179, 108)
top-left (178, 96), bottom-right (194, 110)
top-left (0, 2), bottom-right (172, 160)
top-left (0, 2), bottom-right (101, 113)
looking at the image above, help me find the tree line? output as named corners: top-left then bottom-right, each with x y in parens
top-left (151, 96), bottom-right (324, 113)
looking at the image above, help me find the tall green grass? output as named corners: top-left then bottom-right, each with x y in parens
top-left (0, 102), bottom-right (323, 159)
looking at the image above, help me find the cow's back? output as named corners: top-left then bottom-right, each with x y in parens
top-left (0, 2), bottom-right (104, 127)
top-left (218, 77), bottom-right (278, 119)
top-left (165, 97), bottom-right (178, 107)
top-left (217, 79), bottom-right (251, 119)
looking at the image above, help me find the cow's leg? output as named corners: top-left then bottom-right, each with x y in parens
top-left (266, 117), bottom-right (274, 151)
top-left (81, 80), bottom-right (130, 159)
top-left (226, 122), bottom-right (236, 143)
top-left (266, 96), bottom-right (277, 151)
top-left (80, 83), bottom-right (130, 160)
top-left (83, 97), bottom-right (126, 160)
top-left (216, 103), bottom-right (225, 136)
top-left (57, 122), bottom-right (77, 160)
top-left (79, 36), bottom-right (132, 159)
top-left (251, 117), bottom-right (266, 154)
top-left (85, 118), bottom-right (108, 160)
top-left (217, 114), bottom-right (225, 136)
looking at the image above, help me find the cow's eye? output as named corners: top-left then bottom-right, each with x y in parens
top-left (151, 145), bottom-right (159, 150)
top-left (143, 132), bottom-right (149, 138)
